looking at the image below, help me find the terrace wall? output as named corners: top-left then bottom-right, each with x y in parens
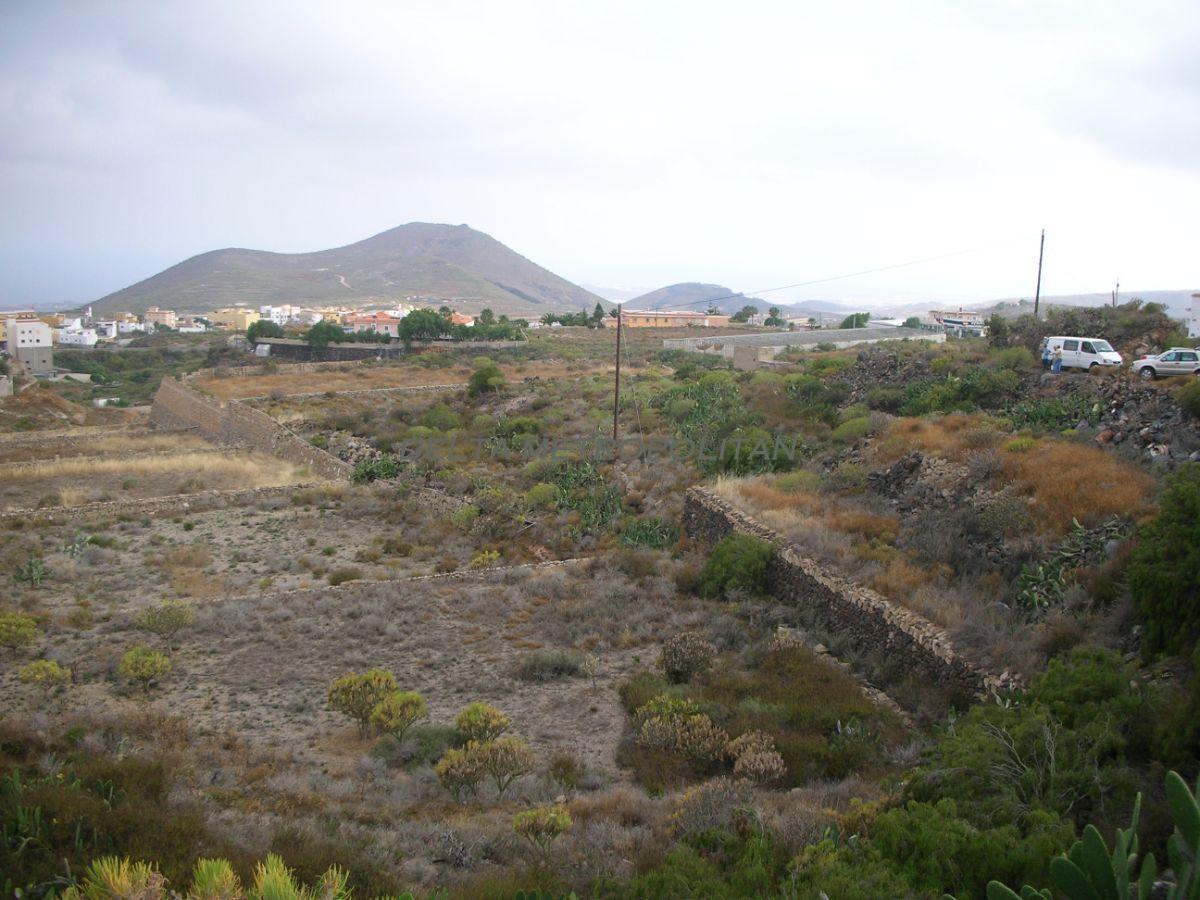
top-left (682, 487), bottom-right (1008, 700)
top-left (150, 378), bottom-right (352, 480)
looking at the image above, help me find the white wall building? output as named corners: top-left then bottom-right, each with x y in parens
top-left (6, 318), bottom-right (52, 349)
top-left (118, 319), bottom-right (143, 334)
top-left (58, 327), bottom-right (99, 347)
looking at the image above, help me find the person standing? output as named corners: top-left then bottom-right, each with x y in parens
top-left (1051, 344), bottom-right (1063, 373)
top-left (1041, 340), bottom-right (1052, 369)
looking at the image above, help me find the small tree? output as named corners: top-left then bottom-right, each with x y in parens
top-left (986, 313), bottom-right (1010, 348)
top-left (435, 744), bottom-right (486, 801)
top-left (903, 316), bottom-right (922, 329)
top-left (119, 645), bottom-right (172, 693)
top-left (302, 319), bottom-right (347, 349)
top-left (477, 735), bottom-right (536, 796)
top-left (839, 312), bottom-right (870, 329)
top-left (370, 690), bottom-right (427, 745)
top-left (468, 361), bottom-right (506, 397)
top-left (134, 600), bottom-right (195, 650)
top-left (513, 804), bottom-right (573, 858)
top-left (455, 701), bottom-right (511, 741)
top-left (327, 668), bottom-right (397, 737)
top-left (660, 631), bottom-right (716, 684)
top-left (0, 612), bottom-right (39, 654)
top-left (730, 304), bottom-right (758, 323)
top-left (246, 320), bottom-right (284, 342)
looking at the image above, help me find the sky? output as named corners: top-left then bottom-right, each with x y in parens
top-left (1, 0), bottom-right (1198, 310)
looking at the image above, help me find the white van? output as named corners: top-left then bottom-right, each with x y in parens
top-left (1041, 336), bottom-right (1123, 371)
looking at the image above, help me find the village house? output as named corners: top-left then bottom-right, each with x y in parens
top-left (210, 308), bottom-right (261, 331)
top-left (604, 310), bottom-right (731, 328)
top-left (343, 311), bottom-right (405, 338)
top-left (144, 307), bottom-right (177, 329)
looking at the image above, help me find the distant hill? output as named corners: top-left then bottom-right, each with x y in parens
top-left (90, 223), bottom-right (603, 316)
top-left (626, 283), bottom-right (763, 313)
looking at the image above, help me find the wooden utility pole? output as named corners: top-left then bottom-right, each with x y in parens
top-left (1033, 229), bottom-right (1045, 319)
top-left (1114, 280), bottom-right (1119, 308)
top-left (612, 304), bottom-right (622, 448)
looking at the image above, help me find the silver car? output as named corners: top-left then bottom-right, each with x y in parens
top-left (1132, 347), bottom-right (1200, 379)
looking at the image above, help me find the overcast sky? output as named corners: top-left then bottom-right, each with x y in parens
top-left (1, 0), bottom-right (1198, 309)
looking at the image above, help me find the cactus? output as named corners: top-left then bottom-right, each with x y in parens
top-left (956, 771), bottom-right (1200, 900)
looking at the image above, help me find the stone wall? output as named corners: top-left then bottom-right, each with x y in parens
top-left (150, 378), bottom-right (352, 480)
top-left (682, 487), bottom-right (1007, 700)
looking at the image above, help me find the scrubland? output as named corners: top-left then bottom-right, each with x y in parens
top-left (3, 319), bottom-right (1199, 898)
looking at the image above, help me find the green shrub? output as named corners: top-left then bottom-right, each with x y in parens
top-left (774, 470), bottom-right (823, 492)
top-left (468, 361), bottom-right (506, 396)
top-left (525, 482), bottom-right (558, 510)
top-left (1005, 436), bottom-right (1036, 453)
top-left (0, 611), bottom-right (40, 653)
top-left (866, 386), bottom-right (903, 412)
top-left (660, 631), bottom-right (717, 684)
top-left (1129, 464), bottom-right (1200, 657)
top-left (349, 456), bottom-right (401, 483)
top-left (18, 658), bottom-right (70, 687)
top-left (118, 645), bottom-right (172, 692)
top-left (420, 402), bottom-right (461, 431)
top-left (328, 668), bottom-right (397, 737)
top-left (455, 701), bottom-right (511, 741)
top-left (326, 567), bottom-right (362, 586)
top-left (620, 516), bottom-right (679, 548)
top-left (697, 534), bottom-right (773, 598)
top-left (369, 690), bottom-right (427, 745)
top-left (513, 804), bottom-right (572, 857)
top-left (133, 600), bottom-right (195, 649)
top-left (994, 346), bottom-right (1035, 370)
top-left (1179, 380), bottom-right (1200, 419)
top-left (831, 416), bottom-right (872, 443)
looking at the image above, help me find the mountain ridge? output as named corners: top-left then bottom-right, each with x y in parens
top-left (90, 223), bottom-right (603, 315)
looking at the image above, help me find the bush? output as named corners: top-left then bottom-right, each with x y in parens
top-left (1005, 436), bottom-right (1036, 453)
top-left (118, 645), bottom-right (172, 692)
top-left (18, 658), bottom-right (70, 686)
top-left (14, 553), bottom-right (51, 586)
top-left (477, 735), bottom-right (537, 795)
top-left (350, 456), bottom-right (401, 483)
top-left (619, 516), bottom-right (679, 548)
top-left (468, 361), bottom-right (506, 396)
top-left (328, 668), bottom-right (398, 736)
top-left (697, 534), bottom-right (773, 599)
top-left (513, 805), bottom-right (572, 857)
top-left (994, 346), bottom-right (1035, 370)
top-left (866, 386), bottom-right (903, 413)
top-left (369, 690), bottom-right (427, 744)
top-left (0, 611), bottom-right (40, 653)
top-left (660, 632), bottom-right (717, 684)
top-left (525, 482), bottom-right (558, 510)
top-left (1129, 464), bottom-right (1200, 657)
top-left (326, 567), bottom-right (362, 586)
top-left (133, 600), bottom-right (195, 649)
top-left (455, 701), bottom-right (511, 741)
top-left (435, 744), bottom-right (486, 801)
top-left (1180, 380), bottom-right (1200, 419)
top-left (831, 416), bottom-right (872, 443)
top-left (515, 649), bottom-right (584, 682)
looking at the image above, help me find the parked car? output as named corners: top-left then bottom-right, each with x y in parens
top-left (1131, 347), bottom-right (1200, 379)
top-left (1040, 336), bottom-right (1124, 371)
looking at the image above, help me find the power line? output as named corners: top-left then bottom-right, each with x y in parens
top-left (636, 235), bottom-right (1030, 313)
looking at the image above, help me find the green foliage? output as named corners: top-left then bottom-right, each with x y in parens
top-left (419, 402), bottom-right (461, 431)
top-left (730, 304), bottom-right (758, 323)
top-left (399, 308), bottom-right (451, 342)
top-left (546, 460), bottom-right (622, 533)
top-left (515, 649), bottom-right (584, 682)
top-left (349, 455), bottom-right (401, 483)
top-left (17, 658), bottom-right (70, 686)
top-left (1180, 381), bottom-right (1200, 419)
top-left (697, 534), bottom-right (773, 599)
top-left (987, 314), bottom-right (1011, 348)
top-left (903, 316), bottom-right (922, 329)
top-left (327, 668), bottom-right (397, 737)
top-left (840, 312), bottom-right (870, 329)
top-left (866, 386), bottom-right (903, 412)
top-left (455, 702), bottom-right (511, 742)
top-left (1006, 436), bottom-right (1036, 453)
top-left (994, 346), bottom-right (1036, 370)
top-left (118, 645), bottom-right (172, 692)
top-left (788, 840), bottom-right (914, 900)
top-left (0, 612), bottom-right (39, 652)
top-left (1015, 518), bottom-right (1130, 616)
top-left (434, 743), bottom-right (485, 801)
top-left (302, 319), bottom-right (347, 349)
top-left (134, 600), bottom-right (196, 648)
top-left (513, 805), bottom-right (573, 857)
top-left (14, 553), bottom-right (51, 586)
top-left (1008, 394), bottom-right (1099, 433)
top-left (468, 360), bottom-right (506, 396)
top-left (620, 516), bottom-right (679, 549)
top-left (831, 416), bottom-right (872, 443)
top-left (246, 320), bottom-right (284, 342)
top-left (1130, 465), bottom-right (1200, 657)
top-left (476, 735), bottom-right (537, 796)
top-left (657, 371), bottom-right (764, 472)
top-left (524, 482), bottom-right (558, 510)
top-left (369, 690), bottom-right (427, 745)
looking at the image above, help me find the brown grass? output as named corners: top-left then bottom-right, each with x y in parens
top-left (3, 451), bottom-right (305, 486)
top-left (873, 413), bottom-right (1000, 464)
top-left (999, 440), bottom-right (1155, 535)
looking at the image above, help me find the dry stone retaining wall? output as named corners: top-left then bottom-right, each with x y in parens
top-left (151, 379), bottom-right (351, 480)
top-left (683, 487), bottom-right (1008, 700)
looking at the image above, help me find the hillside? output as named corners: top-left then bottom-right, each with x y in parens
top-left (90, 223), bottom-right (603, 315)
top-left (626, 282), bottom-right (759, 312)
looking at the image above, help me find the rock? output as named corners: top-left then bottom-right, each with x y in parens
top-left (1096, 429), bottom-right (1115, 444)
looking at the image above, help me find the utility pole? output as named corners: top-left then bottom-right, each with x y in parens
top-left (612, 304), bottom-right (622, 451)
top-left (1114, 279), bottom-right (1119, 308)
top-left (1033, 229), bottom-right (1045, 319)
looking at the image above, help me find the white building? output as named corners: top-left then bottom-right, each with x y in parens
top-left (58, 328), bottom-right (99, 347)
top-left (118, 319), bottom-right (143, 334)
top-left (6, 318), bottom-right (52, 349)
top-left (94, 321), bottom-right (119, 339)
top-left (1190, 293), bottom-right (1199, 339)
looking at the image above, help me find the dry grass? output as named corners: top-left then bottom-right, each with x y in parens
top-left (198, 359), bottom-right (618, 401)
top-left (873, 413), bottom-right (1000, 464)
top-left (0, 432), bottom-right (210, 464)
top-left (2, 451), bottom-right (305, 486)
top-left (999, 440), bottom-right (1155, 535)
